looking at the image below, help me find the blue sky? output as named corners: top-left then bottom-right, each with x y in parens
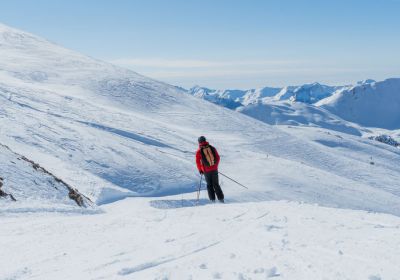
top-left (1, 0), bottom-right (399, 89)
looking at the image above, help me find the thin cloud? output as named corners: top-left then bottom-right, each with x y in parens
top-left (107, 57), bottom-right (395, 88)
top-left (137, 67), bottom-right (367, 79)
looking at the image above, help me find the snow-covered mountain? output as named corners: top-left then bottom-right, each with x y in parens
top-left (317, 78), bottom-right (400, 129)
top-left (272, 82), bottom-right (344, 103)
top-left (188, 82), bottom-right (344, 108)
top-left (1, 21), bottom-right (399, 212)
top-left (1, 22), bottom-right (400, 279)
top-left (188, 85), bottom-right (281, 107)
top-left (238, 101), bottom-right (364, 136)
top-left (191, 78), bottom-right (400, 136)
top-left (289, 83), bottom-right (344, 103)
top-left (187, 86), bottom-right (243, 109)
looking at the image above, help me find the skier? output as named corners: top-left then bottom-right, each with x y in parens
top-left (195, 136), bottom-right (225, 203)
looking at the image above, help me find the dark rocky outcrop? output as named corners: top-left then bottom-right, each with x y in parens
top-left (19, 156), bottom-right (91, 207)
top-left (0, 177), bottom-right (16, 201)
top-left (1, 143), bottom-right (91, 207)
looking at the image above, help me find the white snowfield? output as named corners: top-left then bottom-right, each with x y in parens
top-left (317, 78), bottom-right (400, 129)
top-left (237, 100), bottom-right (365, 136)
top-left (2, 198), bottom-right (400, 280)
top-left (1, 23), bottom-right (400, 279)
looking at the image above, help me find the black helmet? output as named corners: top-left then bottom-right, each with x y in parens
top-left (198, 136), bottom-right (206, 143)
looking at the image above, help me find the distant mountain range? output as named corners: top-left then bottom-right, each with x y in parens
top-left (186, 78), bottom-right (400, 130)
top-left (187, 82), bottom-right (351, 107)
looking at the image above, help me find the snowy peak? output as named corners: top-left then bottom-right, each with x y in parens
top-left (273, 86), bottom-right (298, 101)
top-left (188, 86), bottom-right (245, 109)
top-left (242, 86), bottom-right (281, 104)
top-left (188, 85), bottom-right (281, 107)
top-left (0, 22), bottom-right (141, 86)
top-left (188, 85), bottom-right (216, 97)
top-left (357, 79), bottom-right (376, 85)
top-left (188, 86), bottom-right (247, 100)
top-left (0, 22), bottom-right (48, 46)
top-left (317, 78), bottom-right (400, 129)
top-left (272, 82), bottom-right (344, 104)
top-left (290, 82), bottom-right (343, 103)
top-left (0, 22), bottom-right (189, 113)
top-left (238, 78), bottom-right (400, 131)
top-left (189, 82), bottom-right (342, 108)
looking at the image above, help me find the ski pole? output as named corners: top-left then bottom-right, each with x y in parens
top-left (218, 172), bottom-right (249, 189)
top-left (196, 174), bottom-right (203, 203)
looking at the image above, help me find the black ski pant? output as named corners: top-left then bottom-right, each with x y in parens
top-left (204, 170), bottom-right (224, 201)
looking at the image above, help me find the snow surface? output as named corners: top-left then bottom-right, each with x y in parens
top-left (188, 86), bottom-right (281, 106)
top-left (188, 83), bottom-right (344, 107)
top-left (317, 78), bottom-right (400, 129)
top-left (273, 83), bottom-right (344, 104)
top-left (0, 143), bottom-right (92, 212)
top-left (1, 22), bottom-right (400, 280)
top-left (1, 197), bottom-right (400, 280)
top-left (237, 100), bottom-right (364, 136)
top-left (2, 22), bottom-right (398, 214)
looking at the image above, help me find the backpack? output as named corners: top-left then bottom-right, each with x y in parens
top-left (200, 145), bottom-right (217, 167)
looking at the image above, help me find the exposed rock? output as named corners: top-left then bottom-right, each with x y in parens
top-left (0, 144), bottom-right (92, 207)
top-left (19, 156), bottom-right (91, 207)
top-left (0, 177), bottom-right (16, 201)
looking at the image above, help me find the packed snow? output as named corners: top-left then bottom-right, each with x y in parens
top-left (2, 197), bottom-right (400, 280)
top-left (1, 22), bottom-right (400, 280)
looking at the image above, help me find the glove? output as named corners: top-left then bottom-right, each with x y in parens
top-left (199, 170), bottom-right (204, 175)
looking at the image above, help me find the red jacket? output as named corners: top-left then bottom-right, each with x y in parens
top-left (196, 141), bottom-right (220, 173)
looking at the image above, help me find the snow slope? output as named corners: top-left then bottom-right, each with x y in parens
top-left (238, 100), bottom-right (364, 136)
top-left (1, 22), bottom-right (400, 216)
top-left (317, 78), bottom-right (400, 129)
top-left (0, 143), bottom-right (91, 211)
top-left (1, 22), bottom-right (400, 280)
top-left (1, 197), bottom-right (400, 280)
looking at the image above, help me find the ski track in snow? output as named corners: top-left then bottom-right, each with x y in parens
top-left (2, 197), bottom-right (400, 279)
top-left (118, 241), bottom-right (222, 276)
